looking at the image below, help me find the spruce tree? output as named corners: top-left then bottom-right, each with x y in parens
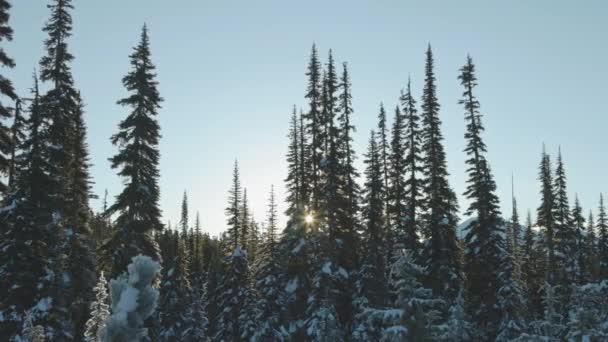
top-left (419, 45), bottom-right (461, 302)
top-left (84, 272), bottom-right (110, 342)
top-left (355, 131), bottom-right (388, 307)
top-left (585, 211), bottom-right (599, 283)
top-left (241, 188), bottom-right (251, 252)
top-left (537, 146), bottom-right (556, 284)
top-left (7, 97), bottom-right (27, 193)
top-left (101, 25), bottom-right (163, 277)
top-left (459, 56), bottom-right (504, 338)
top-left (387, 105), bottom-right (407, 251)
top-left (376, 103), bottom-right (390, 219)
top-left (552, 149), bottom-right (577, 311)
top-left (253, 185), bottom-right (284, 341)
top-left (285, 106), bottom-right (301, 216)
top-left (225, 160), bottom-right (242, 251)
top-left (158, 231), bottom-right (196, 341)
top-left (304, 44), bottom-right (324, 212)
top-left (597, 194), bottom-right (608, 279)
top-left (0, 75), bottom-right (55, 340)
top-left (401, 78), bottom-right (423, 254)
top-left (0, 0), bottom-right (17, 198)
top-left (570, 195), bottom-right (586, 284)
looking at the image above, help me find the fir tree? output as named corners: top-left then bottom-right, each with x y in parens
top-left (585, 211), bottom-right (599, 283)
top-left (566, 282), bottom-right (608, 341)
top-left (552, 149), bottom-right (577, 312)
top-left (84, 272), bottom-right (110, 342)
top-left (355, 131), bottom-right (388, 307)
top-left (158, 232), bottom-right (196, 341)
top-left (387, 105), bottom-right (407, 251)
top-left (102, 25), bottom-right (163, 278)
top-left (440, 291), bottom-right (472, 341)
top-left (459, 55), bottom-right (504, 338)
top-left (376, 103), bottom-right (390, 219)
top-left (0, 0), bottom-right (17, 197)
top-left (22, 311), bottom-right (46, 342)
top-left (7, 97), bottom-right (27, 193)
top-left (285, 106), bottom-right (301, 216)
top-left (419, 45), bottom-right (461, 302)
top-left (0, 75), bottom-right (55, 340)
top-left (253, 185), bottom-right (285, 341)
top-left (225, 160), bottom-right (242, 251)
top-left (401, 78), bottom-right (423, 254)
top-left (570, 195), bottom-right (586, 284)
top-left (240, 188), bottom-right (251, 252)
top-left (598, 193), bottom-right (608, 279)
top-left (304, 44), bottom-right (324, 212)
top-left (537, 146), bottom-right (556, 284)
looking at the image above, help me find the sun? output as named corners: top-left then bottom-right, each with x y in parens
top-left (304, 213), bottom-right (314, 224)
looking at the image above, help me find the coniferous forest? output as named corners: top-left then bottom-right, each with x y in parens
top-left (0, 1), bottom-right (607, 341)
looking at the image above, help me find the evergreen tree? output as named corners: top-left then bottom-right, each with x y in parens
top-left (180, 190), bottom-right (189, 236)
top-left (0, 0), bottom-right (17, 197)
top-left (419, 45), bottom-right (461, 302)
top-left (158, 232), bottom-right (196, 341)
top-left (382, 251), bottom-right (444, 341)
top-left (240, 188), bottom-right (251, 252)
top-left (585, 211), bottom-right (599, 283)
top-left (376, 103), bottom-right (390, 219)
top-left (84, 272), bottom-right (110, 342)
top-left (100, 255), bottom-right (161, 342)
top-left (101, 25), bottom-right (163, 277)
top-left (22, 311), bottom-right (46, 342)
top-left (285, 106), bottom-right (301, 216)
top-left (0, 75), bottom-right (56, 340)
top-left (213, 247), bottom-right (257, 341)
top-left (401, 78), bottom-right (423, 254)
top-left (459, 55), bottom-right (504, 338)
top-left (225, 160), bottom-right (241, 251)
top-left (304, 44), bottom-right (324, 212)
top-left (39, 0), bottom-right (82, 217)
top-left (355, 132), bottom-right (388, 304)
top-left (598, 193), bottom-right (608, 279)
top-left (440, 291), bottom-right (472, 341)
top-left (7, 97), bottom-right (27, 193)
top-left (566, 282), bottom-right (608, 341)
top-left (298, 108), bottom-right (310, 208)
top-left (570, 195), bottom-right (586, 284)
top-left (521, 282), bottom-right (566, 341)
top-left (552, 149), bottom-right (578, 313)
top-left (253, 185), bottom-right (285, 341)
top-left (387, 105), bottom-right (407, 250)
top-left (537, 146), bottom-right (556, 284)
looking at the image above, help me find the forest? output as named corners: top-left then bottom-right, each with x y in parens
top-left (0, 0), bottom-right (607, 341)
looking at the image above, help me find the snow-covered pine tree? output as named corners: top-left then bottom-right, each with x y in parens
top-left (252, 185), bottom-right (285, 341)
top-left (22, 310), bottom-right (46, 342)
top-left (520, 282), bottom-right (566, 341)
top-left (597, 193), bottom-right (608, 280)
top-left (440, 290), bottom-right (472, 341)
top-left (382, 251), bottom-right (444, 341)
top-left (240, 188), bottom-right (251, 253)
top-left (387, 104), bottom-right (407, 253)
top-left (552, 149), bottom-right (577, 313)
top-left (566, 281), bottom-right (608, 341)
top-left (571, 195), bottom-right (586, 284)
top-left (419, 45), bottom-right (461, 303)
top-left (585, 211), bottom-right (599, 283)
top-left (459, 55), bottom-right (504, 339)
top-left (7, 97), bottom-right (28, 193)
top-left (213, 247), bottom-right (257, 341)
top-left (537, 146), bottom-right (556, 284)
top-left (352, 131), bottom-right (389, 341)
top-left (84, 272), bottom-right (110, 341)
top-left (101, 24), bottom-right (162, 277)
top-left (158, 230), bottom-right (197, 341)
top-left (99, 255), bottom-right (161, 342)
top-left (0, 75), bottom-right (56, 340)
top-left (401, 78), bottom-right (423, 255)
top-left (0, 0), bottom-right (17, 198)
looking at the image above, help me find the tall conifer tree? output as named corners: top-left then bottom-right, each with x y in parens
top-left (597, 194), bottom-right (608, 279)
top-left (102, 25), bottom-right (163, 277)
top-left (419, 45), bottom-right (461, 302)
top-left (537, 146), bottom-right (556, 284)
top-left (0, 0), bottom-right (17, 198)
top-left (459, 56), bottom-right (504, 339)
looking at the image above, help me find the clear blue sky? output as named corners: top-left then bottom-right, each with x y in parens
top-left (7, 1), bottom-right (608, 235)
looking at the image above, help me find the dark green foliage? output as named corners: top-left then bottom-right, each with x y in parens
top-left (537, 146), bottom-right (556, 284)
top-left (459, 55), bottom-right (504, 338)
top-left (597, 194), bottom-right (608, 279)
top-left (102, 25), bottom-right (163, 277)
top-left (419, 45), bottom-right (461, 302)
top-left (225, 160), bottom-right (241, 251)
top-left (0, 0), bottom-right (17, 197)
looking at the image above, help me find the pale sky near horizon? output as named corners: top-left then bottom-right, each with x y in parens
top-left (6, 1), bottom-right (608, 235)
